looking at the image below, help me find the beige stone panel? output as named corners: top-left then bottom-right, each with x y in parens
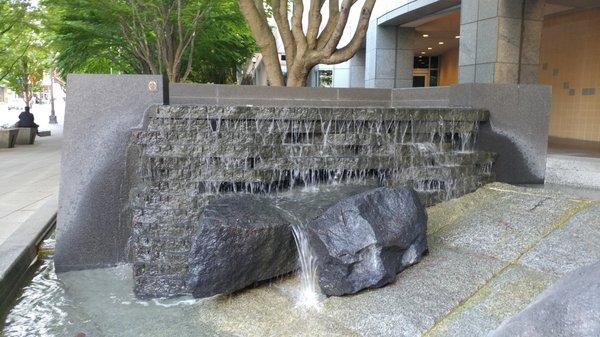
top-left (494, 63), bottom-right (519, 84)
top-left (497, 17), bottom-right (522, 64)
top-left (521, 20), bottom-right (543, 65)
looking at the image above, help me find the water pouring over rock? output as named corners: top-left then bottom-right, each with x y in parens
top-left (306, 187), bottom-right (428, 296)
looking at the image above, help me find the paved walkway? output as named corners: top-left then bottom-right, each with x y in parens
top-left (546, 139), bottom-right (600, 190)
top-left (0, 104), bottom-right (63, 245)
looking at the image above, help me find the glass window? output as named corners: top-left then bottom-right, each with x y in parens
top-left (430, 56), bottom-right (439, 69)
top-left (414, 56), bottom-right (429, 69)
top-left (413, 76), bottom-right (426, 87)
top-left (430, 70), bottom-right (438, 87)
top-left (318, 70), bottom-right (332, 88)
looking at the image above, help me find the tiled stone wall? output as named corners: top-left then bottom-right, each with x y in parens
top-left (459, 0), bottom-right (544, 84)
top-left (130, 105), bottom-right (495, 298)
top-left (540, 8), bottom-right (600, 143)
top-left (365, 22), bottom-right (415, 88)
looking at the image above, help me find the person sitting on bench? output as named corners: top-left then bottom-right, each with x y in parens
top-left (15, 107), bottom-right (39, 130)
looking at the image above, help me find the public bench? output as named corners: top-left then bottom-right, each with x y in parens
top-left (16, 128), bottom-right (37, 145)
top-left (0, 128), bottom-right (18, 148)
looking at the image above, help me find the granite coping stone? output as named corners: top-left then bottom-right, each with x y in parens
top-left (152, 105), bottom-right (490, 122)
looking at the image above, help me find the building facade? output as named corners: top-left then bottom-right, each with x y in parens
top-left (332, 0), bottom-right (600, 144)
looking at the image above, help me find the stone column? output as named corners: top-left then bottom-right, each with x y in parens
top-left (349, 49), bottom-right (366, 88)
top-left (365, 22), bottom-right (415, 88)
top-left (458, 0), bottom-right (544, 84)
top-left (395, 28), bottom-right (416, 88)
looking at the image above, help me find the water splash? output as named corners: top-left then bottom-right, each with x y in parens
top-left (291, 224), bottom-right (323, 310)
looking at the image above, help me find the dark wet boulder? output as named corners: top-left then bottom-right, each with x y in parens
top-left (488, 262), bottom-right (600, 337)
top-left (187, 195), bottom-right (297, 298)
top-left (308, 187), bottom-right (428, 296)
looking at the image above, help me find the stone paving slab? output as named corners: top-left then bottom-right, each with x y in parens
top-left (520, 203), bottom-right (600, 275)
top-left (429, 184), bottom-right (585, 262)
top-left (427, 265), bottom-right (558, 337)
top-left (0, 124), bottom-right (61, 246)
top-left (321, 245), bottom-right (505, 337)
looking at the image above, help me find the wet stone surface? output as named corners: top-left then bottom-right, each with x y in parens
top-left (308, 187), bottom-right (428, 296)
top-left (129, 105), bottom-right (496, 298)
top-left (187, 195), bottom-right (297, 299)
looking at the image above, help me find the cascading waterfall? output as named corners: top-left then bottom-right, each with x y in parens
top-left (130, 105), bottom-right (496, 299)
top-left (291, 224), bottom-right (323, 310)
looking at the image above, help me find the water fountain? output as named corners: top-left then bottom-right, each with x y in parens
top-left (129, 105), bottom-right (495, 299)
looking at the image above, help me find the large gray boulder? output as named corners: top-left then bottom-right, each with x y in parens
top-left (187, 195), bottom-right (297, 298)
top-left (489, 262), bottom-right (600, 337)
top-left (308, 187), bottom-right (428, 296)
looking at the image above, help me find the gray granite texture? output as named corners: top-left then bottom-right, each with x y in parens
top-left (0, 197), bottom-right (56, 309)
top-left (16, 127), bottom-right (36, 145)
top-left (170, 83), bottom-right (393, 108)
top-left (54, 80), bottom-right (550, 280)
top-left (55, 74), bottom-right (166, 272)
top-left (186, 195), bottom-right (297, 299)
top-left (390, 84), bottom-right (551, 184)
top-left (129, 105), bottom-right (494, 298)
top-left (38, 183), bottom-right (600, 337)
top-left (448, 83), bottom-right (551, 184)
top-left (308, 187), bottom-right (428, 296)
top-left (171, 83), bottom-right (550, 185)
top-left (489, 261), bottom-right (600, 337)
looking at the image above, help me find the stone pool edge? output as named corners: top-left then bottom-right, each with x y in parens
top-left (0, 196), bottom-right (57, 311)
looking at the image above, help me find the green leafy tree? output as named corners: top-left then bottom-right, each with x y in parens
top-left (0, 0), bottom-right (31, 81)
top-left (0, 0), bottom-right (49, 106)
top-left (43, 0), bottom-right (256, 83)
top-left (4, 47), bottom-right (48, 108)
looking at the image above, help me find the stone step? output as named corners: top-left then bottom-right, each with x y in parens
top-left (140, 141), bottom-right (490, 159)
top-left (140, 151), bottom-right (495, 171)
top-left (139, 129), bottom-right (478, 150)
top-left (145, 119), bottom-right (480, 135)
top-left (150, 105), bottom-right (490, 123)
top-left (140, 163), bottom-right (492, 186)
top-left (133, 174), bottom-right (494, 211)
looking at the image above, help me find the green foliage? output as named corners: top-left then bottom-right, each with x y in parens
top-left (43, 0), bottom-right (256, 84)
top-left (0, 0), bottom-right (30, 80)
top-left (0, 0), bottom-right (27, 37)
top-left (187, 1), bottom-right (257, 83)
top-left (0, 0), bottom-right (49, 106)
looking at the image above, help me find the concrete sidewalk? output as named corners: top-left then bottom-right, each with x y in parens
top-left (0, 124), bottom-right (62, 245)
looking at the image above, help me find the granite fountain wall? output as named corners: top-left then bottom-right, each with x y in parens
top-left (130, 104), bottom-right (495, 297)
top-left (55, 76), bottom-right (551, 275)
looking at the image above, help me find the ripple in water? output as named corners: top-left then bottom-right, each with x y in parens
top-left (2, 255), bottom-right (74, 337)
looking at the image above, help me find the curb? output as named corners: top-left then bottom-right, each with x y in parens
top-left (0, 196), bottom-right (57, 311)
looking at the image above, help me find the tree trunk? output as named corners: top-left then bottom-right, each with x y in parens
top-left (238, 0), bottom-right (377, 87)
top-left (286, 64), bottom-right (310, 87)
